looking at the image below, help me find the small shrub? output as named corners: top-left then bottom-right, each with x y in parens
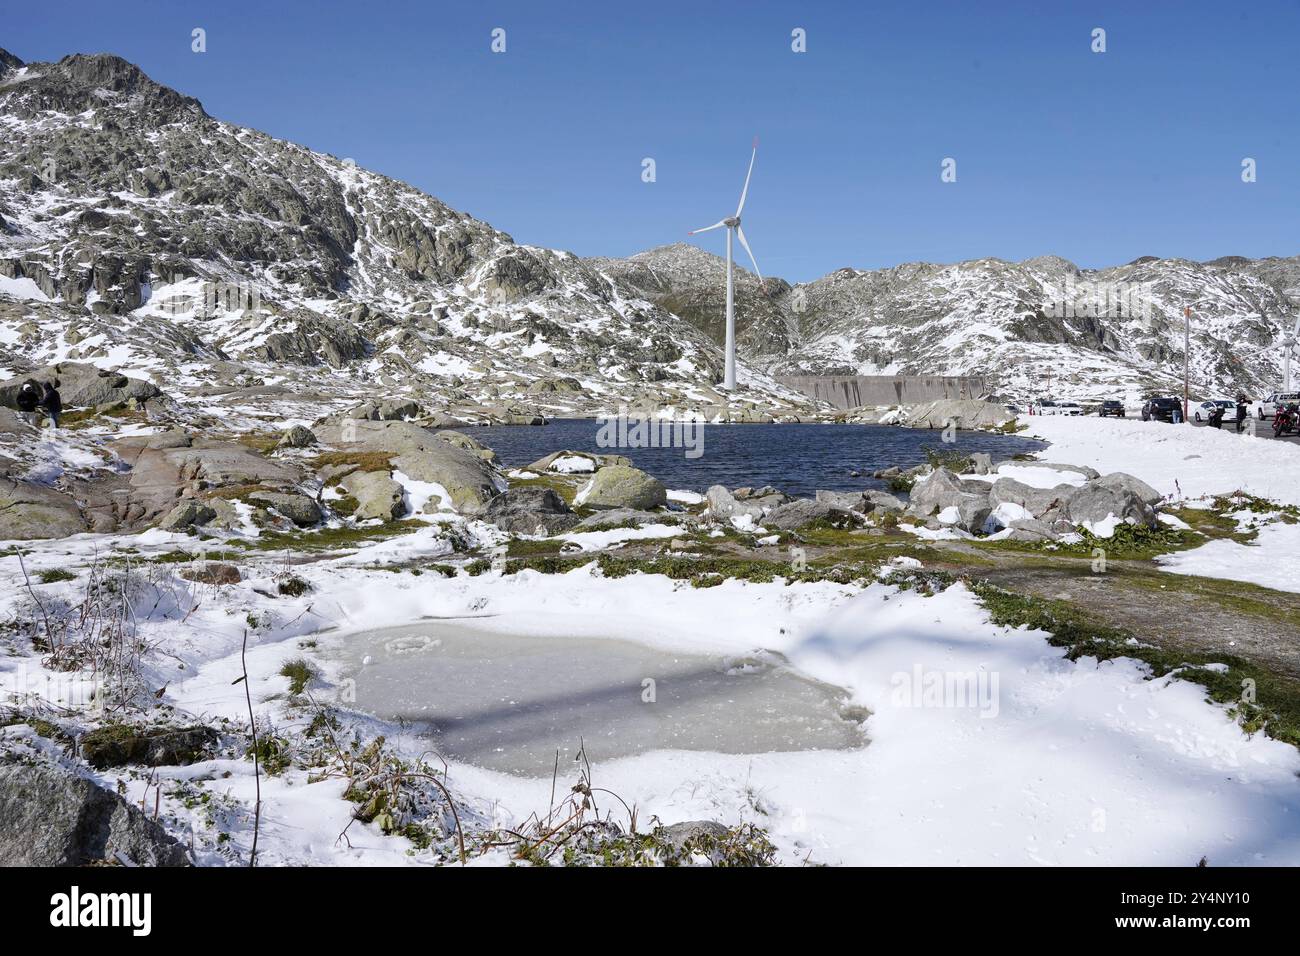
top-left (885, 474), bottom-right (915, 494)
top-left (279, 658), bottom-right (317, 695)
top-left (277, 575), bottom-right (312, 597)
top-left (37, 569), bottom-right (77, 584)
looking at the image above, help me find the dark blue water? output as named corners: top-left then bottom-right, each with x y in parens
top-left (449, 420), bottom-right (1046, 497)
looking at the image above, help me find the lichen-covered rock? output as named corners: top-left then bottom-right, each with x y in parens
top-left (314, 420), bottom-right (500, 514)
top-left (576, 465), bottom-right (666, 511)
top-left (1066, 482), bottom-right (1157, 528)
top-left (277, 424), bottom-right (317, 449)
top-left (0, 362), bottom-right (161, 409)
top-left (339, 469), bottom-right (405, 522)
top-left (907, 468), bottom-right (975, 516)
top-left (248, 490), bottom-right (321, 526)
top-left (157, 499), bottom-right (216, 531)
top-left (0, 476), bottom-right (87, 539)
top-left (1093, 472), bottom-right (1162, 507)
top-left (768, 498), bottom-right (857, 530)
top-left (483, 487), bottom-right (578, 534)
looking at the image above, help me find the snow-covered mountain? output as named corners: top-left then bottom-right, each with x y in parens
top-left (4, 48), bottom-right (1295, 418)
top-left (602, 245), bottom-right (1300, 404)
top-left (0, 49), bottom-right (811, 423)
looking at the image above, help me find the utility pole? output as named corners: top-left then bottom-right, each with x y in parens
top-left (1183, 306), bottom-right (1191, 424)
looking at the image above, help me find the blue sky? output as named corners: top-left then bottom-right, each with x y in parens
top-left (5, 1), bottom-right (1298, 281)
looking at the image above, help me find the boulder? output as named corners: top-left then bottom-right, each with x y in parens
top-left (814, 490), bottom-right (866, 510)
top-left (954, 495), bottom-right (992, 534)
top-left (0, 362), bottom-right (161, 410)
top-left (574, 508), bottom-right (671, 530)
top-left (705, 485), bottom-right (764, 522)
top-left (339, 470), bottom-right (405, 522)
top-left (988, 477), bottom-right (1077, 517)
top-left (248, 491), bottom-right (321, 526)
top-left (1007, 517), bottom-right (1060, 541)
top-left (1066, 482), bottom-right (1157, 529)
top-left (526, 449), bottom-right (630, 473)
top-left (277, 424), bottom-right (317, 449)
top-left (1001, 521), bottom-right (1060, 543)
top-left (313, 420), bottom-right (500, 514)
top-left (1093, 472), bottom-right (1162, 507)
top-left (969, 452), bottom-right (993, 475)
top-left (0, 760), bottom-right (190, 866)
top-left (146, 429), bottom-right (193, 450)
top-left (343, 399), bottom-right (421, 421)
top-left (483, 487), bottom-right (578, 535)
top-left (576, 465), bottom-right (667, 511)
top-left (0, 477), bottom-right (87, 539)
top-left (157, 499), bottom-right (216, 532)
top-left (766, 498), bottom-right (857, 531)
top-left (907, 468), bottom-right (971, 516)
top-left (863, 490), bottom-right (906, 513)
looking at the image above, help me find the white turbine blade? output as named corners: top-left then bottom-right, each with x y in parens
top-left (735, 225), bottom-right (763, 284)
top-left (688, 219), bottom-right (727, 235)
top-left (735, 136), bottom-right (758, 217)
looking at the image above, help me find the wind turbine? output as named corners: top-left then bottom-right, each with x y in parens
top-left (689, 137), bottom-right (764, 392)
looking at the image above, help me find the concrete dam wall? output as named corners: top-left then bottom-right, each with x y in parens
top-left (776, 375), bottom-right (991, 411)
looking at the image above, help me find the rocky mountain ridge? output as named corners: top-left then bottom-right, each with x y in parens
top-left (596, 244), bottom-right (1300, 403)
top-left (0, 48), bottom-right (811, 430)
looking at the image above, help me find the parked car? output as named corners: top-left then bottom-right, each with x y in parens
top-left (1193, 399), bottom-right (1237, 422)
top-left (1037, 399), bottom-right (1084, 416)
top-left (1098, 400), bottom-right (1125, 418)
top-left (1252, 391), bottom-right (1300, 420)
top-left (1141, 396), bottom-right (1183, 422)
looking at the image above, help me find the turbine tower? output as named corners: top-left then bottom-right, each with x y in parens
top-left (689, 137), bottom-right (764, 391)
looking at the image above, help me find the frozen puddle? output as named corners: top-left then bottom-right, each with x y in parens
top-left (336, 621), bottom-right (867, 776)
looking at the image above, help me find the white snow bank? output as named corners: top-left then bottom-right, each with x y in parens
top-left (961, 465), bottom-right (1087, 488)
top-left (1156, 521), bottom-right (1300, 594)
top-left (550, 455), bottom-right (596, 474)
top-left (1026, 416), bottom-right (1300, 507)
top-left (0, 274), bottom-right (51, 302)
top-left (557, 523), bottom-right (681, 552)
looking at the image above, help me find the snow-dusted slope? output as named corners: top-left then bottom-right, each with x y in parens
top-left (0, 49), bottom-right (810, 420)
top-left (606, 246), bottom-right (1300, 404)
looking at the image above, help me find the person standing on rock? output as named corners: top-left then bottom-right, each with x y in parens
top-left (39, 380), bottom-right (62, 429)
top-left (15, 379), bottom-right (41, 428)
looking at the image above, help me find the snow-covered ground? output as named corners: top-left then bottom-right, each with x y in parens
top-left (1022, 416), bottom-right (1300, 507)
top-left (1157, 521), bottom-right (1300, 594)
top-left (6, 414), bottom-right (1300, 866)
top-left (6, 526), bottom-right (1300, 866)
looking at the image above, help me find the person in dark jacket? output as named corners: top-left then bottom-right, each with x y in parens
top-left (1235, 394), bottom-right (1249, 434)
top-left (15, 378), bottom-right (41, 428)
top-left (40, 380), bottom-right (62, 428)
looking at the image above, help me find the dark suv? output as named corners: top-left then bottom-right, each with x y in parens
top-left (1141, 397), bottom-right (1182, 422)
top-left (1099, 400), bottom-right (1125, 418)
